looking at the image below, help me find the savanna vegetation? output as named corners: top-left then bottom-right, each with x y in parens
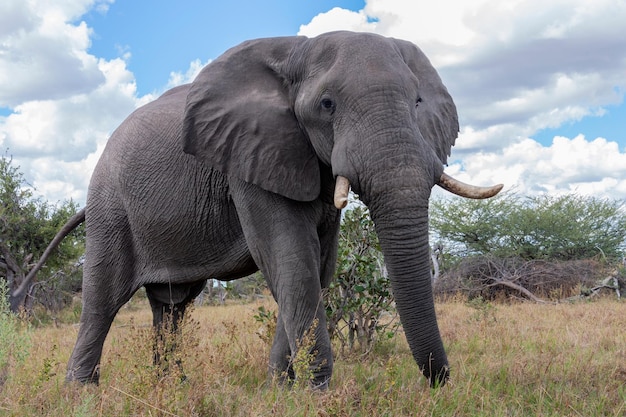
top-left (1, 293), bottom-right (625, 416)
top-left (1, 156), bottom-right (625, 415)
top-left (0, 155), bottom-right (84, 315)
top-left (430, 192), bottom-right (626, 302)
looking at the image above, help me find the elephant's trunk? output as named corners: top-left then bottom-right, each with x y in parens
top-left (332, 167), bottom-right (502, 384)
top-left (369, 192), bottom-right (449, 387)
top-left (337, 138), bottom-right (448, 387)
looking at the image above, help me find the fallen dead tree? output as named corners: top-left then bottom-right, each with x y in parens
top-left (564, 275), bottom-right (623, 302)
top-left (434, 256), bottom-right (624, 303)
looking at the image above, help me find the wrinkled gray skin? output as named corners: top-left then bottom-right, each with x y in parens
top-left (66, 31), bottom-right (459, 388)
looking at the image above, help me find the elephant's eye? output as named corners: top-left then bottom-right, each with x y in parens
top-left (320, 98), bottom-right (336, 114)
top-left (416, 97), bottom-right (423, 107)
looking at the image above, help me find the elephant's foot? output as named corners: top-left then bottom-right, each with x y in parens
top-left (268, 364), bottom-right (295, 387)
top-left (309, 375), bottom-right (330, 391)
top-left (268, 366), bottom-right (331, 391)
top-left (154, 358), bottom-right (188, 383)
top-left (65, 365), bottom-right (101, 385)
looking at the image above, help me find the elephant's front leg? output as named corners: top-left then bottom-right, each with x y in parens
top-left (229, 179), bottom-right (334, 388)
top-left (268, 311), bottom-right (294, 383)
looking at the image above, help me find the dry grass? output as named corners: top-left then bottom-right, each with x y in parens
top-left (1, 296), bottom-right (625, 416)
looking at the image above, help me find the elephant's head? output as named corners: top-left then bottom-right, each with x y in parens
top-left (182, 31), bottom-right (501, 386)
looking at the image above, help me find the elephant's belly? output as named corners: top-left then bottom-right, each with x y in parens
top-left (133, 223), bottom-right (258, 285)
top-left (127, 190), bottom-right (258, 284)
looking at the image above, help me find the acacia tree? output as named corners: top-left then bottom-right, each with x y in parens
top-left (430, 192), bottom-right (626, 263)
top-left (0, 156), bottom-right (84, 313)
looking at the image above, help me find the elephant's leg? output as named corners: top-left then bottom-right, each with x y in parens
top-left (277, 275), bottom-right (332, 389)
top-left (66, 195), bottom-right (141, 384)
top-left (66, 253), bottom-right (135, 383)
top-left (66, 309), bottom-right (118, 383)
top-left (267, 200), bottom-right (340, 387)
top-left (268, 311), bottom-right (295, 383)
top-left (145, 281), bottom-right (205, 376)
top-left (229, 179), bottom-right (333, 388)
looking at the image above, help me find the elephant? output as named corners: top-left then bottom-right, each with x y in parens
top-left (25, 31), bottom-right (502, 389)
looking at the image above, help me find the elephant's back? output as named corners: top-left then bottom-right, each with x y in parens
top-left (90, 84), bottom-right (191, 183)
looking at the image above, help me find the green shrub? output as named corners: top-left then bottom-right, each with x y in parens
top-left (326, 202), bottom-right (399, 355)
top-left (0, 280), bottom-right (31, 384)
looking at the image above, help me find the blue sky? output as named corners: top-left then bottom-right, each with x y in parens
top-left (0, 0), bottom-right (625, 204)
top-left (533, 102), bottom-right (625, 148)
top-left (82, 1), bottom-right (366, 96)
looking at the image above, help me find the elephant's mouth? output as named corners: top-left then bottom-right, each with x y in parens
top-left (333, 173), bottom-right (503, 209)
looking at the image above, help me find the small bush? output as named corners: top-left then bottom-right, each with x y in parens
top-left (253, 305), bottom-right (276, 345)
top-left (326, 203), bottom-right (400, 355)
top-left (0, 280), bottom-right (31, 385)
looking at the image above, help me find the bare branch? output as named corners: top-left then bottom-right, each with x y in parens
top-left (487, 278), bottom-right (551, 304)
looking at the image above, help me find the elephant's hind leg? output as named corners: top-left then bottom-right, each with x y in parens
top-left (66, 310), bottom-right (117, 383)
top-left (66, 267), bottom-right (136, 383)
top-left (66, 205), bottom-right (137, 384)
top-left (145, 281), bottom-right (206, 377)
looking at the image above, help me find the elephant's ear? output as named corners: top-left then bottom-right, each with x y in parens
top-left (394, 39), bottom-right (459, 165)
top-left (182, 37), bottom-right (320, 201)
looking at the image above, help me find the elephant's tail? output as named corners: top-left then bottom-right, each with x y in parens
top-left (10, 207), bottom-right (86, 311)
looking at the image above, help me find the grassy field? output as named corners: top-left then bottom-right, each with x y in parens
top-left (1, 296), bottom-right (625, 416)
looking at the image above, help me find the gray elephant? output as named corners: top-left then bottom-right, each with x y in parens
top-left (26, 31), bottom-right (502, 388)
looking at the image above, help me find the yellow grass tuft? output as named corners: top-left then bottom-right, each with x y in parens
top-left (1, 296), bottom-right (625, 416)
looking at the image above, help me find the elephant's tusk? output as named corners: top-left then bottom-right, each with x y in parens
top-left (437, 172), bottom-right (503, 199)
top-left (334, 176), bottom-right (350, 209)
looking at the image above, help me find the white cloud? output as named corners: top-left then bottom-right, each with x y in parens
top-left (0, 1), bottom-right (218, 206)
top-left (298, 7), bottom-right (377, 37)
top-left (0, 0), bottom-right (116, 107)
top-left (0, 0), bottom-right (143, 205)
top-left (445, 135), bottom-right (626, 199)
top-left (1, 56), bottom-right (140, 204)
top-left (166, 59), bottom-right (211, 89)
